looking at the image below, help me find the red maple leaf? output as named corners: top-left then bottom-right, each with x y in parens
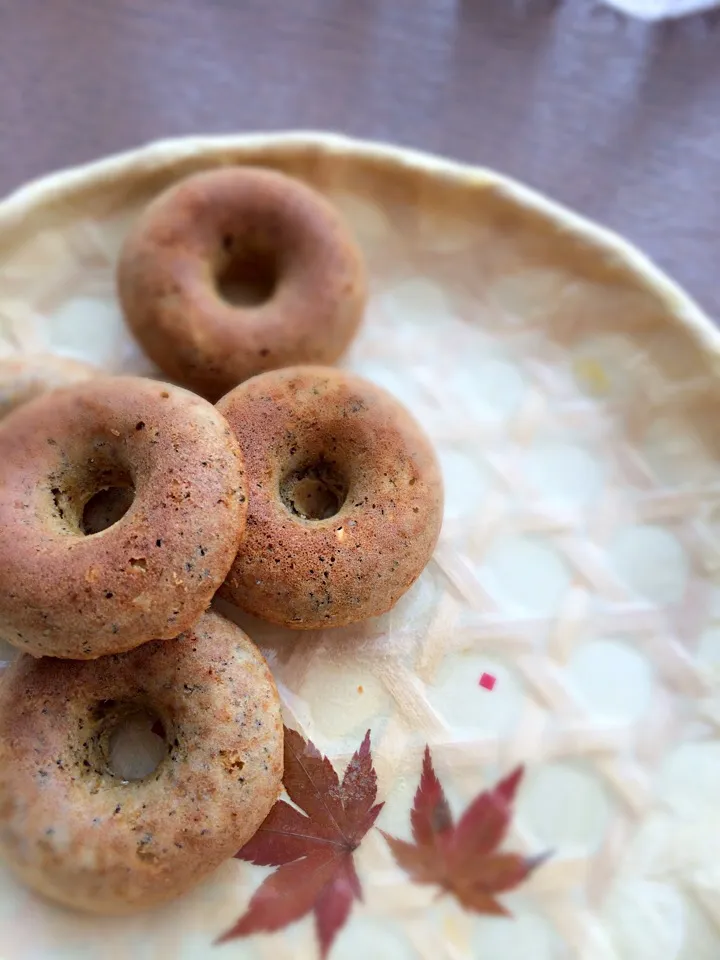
top-left (381, 747), bottom-right (549, 915)
top-left (216, 726), bottom-right (383, 958)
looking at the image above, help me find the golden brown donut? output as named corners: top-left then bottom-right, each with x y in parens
top-left (217, 366), bottom-right (443, 629)
top-left (0, 353), bottom-right (99, 420)
top-left (0, 611), bottom-right (283, 915)
top-left (0, 376), bottom-right (247, 659)
top-left (117, 167), bottom-right (367, 401)
top-left (0, 356), bottom-right (130, 534)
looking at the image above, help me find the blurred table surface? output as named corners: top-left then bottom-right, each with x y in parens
top-left (1, 0), bottom-right (719, 316)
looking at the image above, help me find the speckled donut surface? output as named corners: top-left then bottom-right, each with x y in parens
top-left (117, 167), bottom-right (367, 401)
top-left (0, 376), bottom-right (247, 659)
top-left (0, 611), bottom-right (283, 915)
top-left (217, 366), bottom-right (443, 629)
top-left (0, 354), bottom-right (99, 420)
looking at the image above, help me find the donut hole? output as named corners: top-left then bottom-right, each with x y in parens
top-left (94, 702), bottom-right (169, 782)
top-left (49, 458), bottom-right (135, 536)
top-left (81, 485), bottom-right (135, 535)
top-left (217, 240), bottom-right (278, 307)
top-left (280, 459), bottom-right (348, 521)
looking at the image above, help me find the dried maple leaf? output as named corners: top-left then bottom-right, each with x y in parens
top-left (381, 747), bottom-right (548, 915)
top-left (217, 726), bottom-right (383, 958)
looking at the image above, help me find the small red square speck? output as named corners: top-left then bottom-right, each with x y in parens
top-left (479, 672), bottom-right (496, 691)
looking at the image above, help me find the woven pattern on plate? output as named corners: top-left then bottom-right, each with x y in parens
top-left (0, 135), bottom-right (719, 960)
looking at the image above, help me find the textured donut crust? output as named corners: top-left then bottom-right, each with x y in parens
top-left (117, 167), bottom-right (367, 401)
top-left (0, 354), bottom-right (99, 420)
top-left (217, 366), bottom-right (444, 629)
top-left (0, 376), bottom-right (247, 658)
top-left (0, 611), bottom-right (283, 915)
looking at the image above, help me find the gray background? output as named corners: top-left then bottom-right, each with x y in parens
top-left (1, 0), bottom-right (718, 315)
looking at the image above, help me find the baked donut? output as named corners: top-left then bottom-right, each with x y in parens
top-left (0, 611), bottom-right (283, 915)
top-left (0, 356), bottom-right (131, 534)
top-left (0, 353), bottom-right (99, 420)
top-left (217, 366), bottom-right (443, 629)
top-left (117, 167), bottom-right (367, 401)
top-left (0, 376), bottom-right (247, 659)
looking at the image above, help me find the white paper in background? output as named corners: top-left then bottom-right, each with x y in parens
top-left (600, 0), bottom-right (720, 19)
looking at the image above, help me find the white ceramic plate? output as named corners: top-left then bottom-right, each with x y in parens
top-left (0, 133), bottom-right (719, 960)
